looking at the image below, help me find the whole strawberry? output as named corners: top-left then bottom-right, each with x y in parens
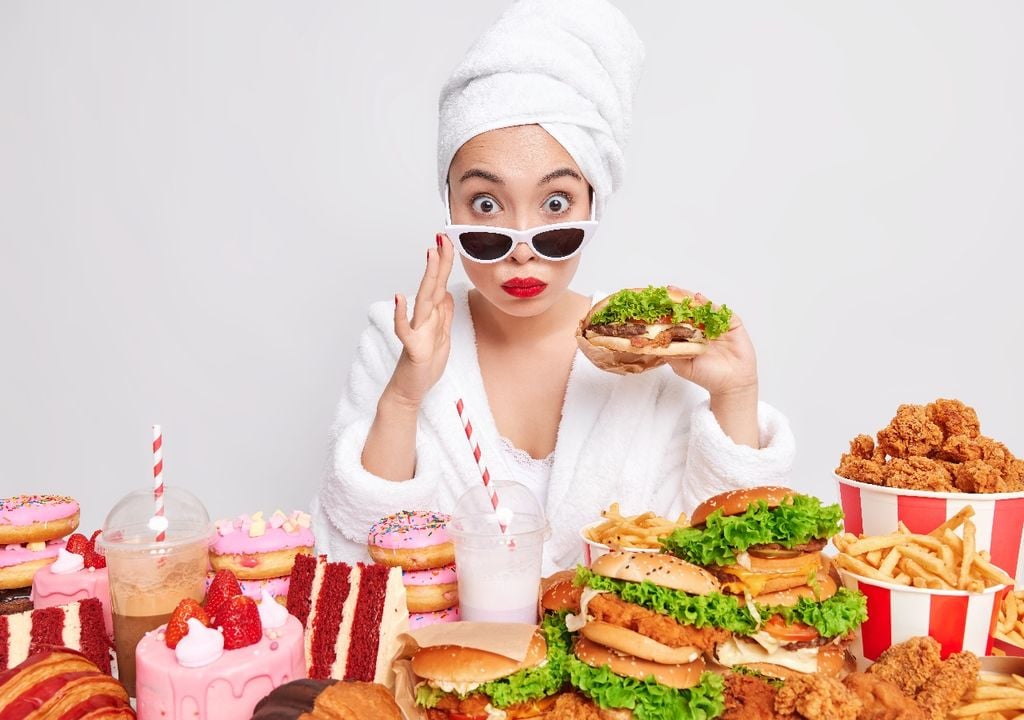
top-left (218, 595), bottom-right (262, 650)
top-left (165, 598), bottom-right (210, 649)
top-left (205, 569), bottom-right (242, 621)
top-left (83, 547), bottom-right (106, 569)
top-left (65, 533), bottom-right (90, 556)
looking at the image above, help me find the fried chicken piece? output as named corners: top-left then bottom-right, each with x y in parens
top-left (877, 405), bottom-right (944, 459)
top-left (954, 459), bottom-right (1006, 493)
top-left (837, 454), bottom-right (887, 485)
top-left (547, 692), bottom-right (603, 720)
top-left (1005, 459), bottom-right (1024, 492)
top-left (844, 672), bottom-right (926, 720)
top-left (926, 398), bottom-right (981, 440)
top-left (866, 636), bottom-right (942, 697)
top-left (775, 674), bottom-right (862, 720)
top-left (850, 434), bottom-right (877, 459)
top-left (722, 674), bottom-right (791, 720)
top-left (587, 593), bottom-right (730, 652)
top-left (914, 651), bottom-right (980, 720)
top-left (936, 435), bottom-right (984, 463)
top-left (882, 457), bottom-right (955, 492)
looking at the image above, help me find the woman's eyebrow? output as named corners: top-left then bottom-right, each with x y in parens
top-left (538, 167), bottom-right (583, 185)
top-left (459, 168), bottom-right (503, 184)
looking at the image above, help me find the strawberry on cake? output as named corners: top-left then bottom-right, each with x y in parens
top-left (32, 530), bottom-right (112, 637)
top-left (135, 570), bottom-right (305, 720)
top-left (286, 554), bottom-right (408, 685)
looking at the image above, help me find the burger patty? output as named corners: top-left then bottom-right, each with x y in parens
top-left (781, 632), bottom-right (854, 652)
top-left (588, 593), bottom-right (730, 652)
top-left (748, 538), bottom-right (828, 556)
top-left (586, 323), bottom-right (701, 342)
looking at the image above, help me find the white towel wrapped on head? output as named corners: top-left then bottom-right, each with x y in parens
top-left (437, 0), bottom-right (645, 219)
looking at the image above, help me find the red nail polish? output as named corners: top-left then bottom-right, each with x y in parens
top-left (427, 249), bottom-right (431, 262)
top-left (436, 233), bottom-right (443, 249)
top-left (394, 294), bottom-right (398, 307)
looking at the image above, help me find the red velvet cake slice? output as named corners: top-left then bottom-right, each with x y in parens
top-left (286, 554), bottom-right (407, 685)
top-left (0, 597), bottom-right (111, 673)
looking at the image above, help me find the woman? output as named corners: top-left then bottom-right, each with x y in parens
top-left (312, 0), bottom-right (794, 573)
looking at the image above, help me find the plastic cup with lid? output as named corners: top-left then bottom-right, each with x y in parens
top-left (449, 480), bottom-right (550, 624)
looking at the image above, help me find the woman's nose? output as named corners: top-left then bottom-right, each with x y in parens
top-left (509, 241), bottom-right (536, 263)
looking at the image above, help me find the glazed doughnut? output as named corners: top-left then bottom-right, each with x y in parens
top-left (209, 511), bottom-right (314, 581)
top-left (0, 495), bottom-right (80, 545)
top-left (367, 511), bottom-right (454, 571)
top-left (0, 540), bottom-right (65, 590)
top-left (403, 564), bottom-right (458, 613)
top-left (408, 605), bottom-right (460, 630)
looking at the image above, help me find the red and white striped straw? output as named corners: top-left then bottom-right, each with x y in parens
top-left (153, 424), bottom-right (166, 542)
top-left (455, 399), bottom-right (508, 535)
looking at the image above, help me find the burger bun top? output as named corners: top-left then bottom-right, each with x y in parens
top-left (590, 551), bottom-right (720, 595)
top-left (411, 632), bottom-right (547, 684)
top-left (691, 486), bottom-right (799, 526)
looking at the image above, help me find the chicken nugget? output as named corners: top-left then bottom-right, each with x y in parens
top-left (914, 651), bottom-right (979, 720)
top-left (1004, 459), bottom-right (1024, 492)
top-left (877, 405), bottom-right (944, 459)
top-left (926, 398), bottom-right (981, 440)
top-left (954, 459), bottom-right (1005, 493)
top-left (884, 457), bottom-right (955, 492)
top-left (850, 434), bottom-right (876, 460)
top-left (837, 455), bottom-right (887, 486)
top-left (775, 674), bottom-right (861, 720)
top-left (867, 636), bottom-right (942, 696)
top-left (936, 435), bottom-right (983, 463)
top-left (844, 672), bottom-right (926, 720)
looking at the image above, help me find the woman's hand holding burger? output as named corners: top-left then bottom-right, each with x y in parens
top-left (362, 235), bottom-right (454, 480)
top-left (664, 287), bottom-right (760, 449)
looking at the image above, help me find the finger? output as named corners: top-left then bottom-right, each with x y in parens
top-left (433, 234), bottom-right (455, 305)
top-left (412, 248), bottom-right (440, 328)
top-left (394, 293), bottom-right (412, 343)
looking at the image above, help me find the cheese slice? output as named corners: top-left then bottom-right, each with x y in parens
top-left (715, 633), bottom-right (820, 674)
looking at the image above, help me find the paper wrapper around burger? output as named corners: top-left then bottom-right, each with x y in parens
top-left (392, 622), bottom-right (540, 720)
top-left (576, 320), bottom-right (668, 376)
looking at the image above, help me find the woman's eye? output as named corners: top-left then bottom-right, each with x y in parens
top-left (543, 193), bottom-right (571, 215)
top-left (471, 196), bottom-right (501, 214)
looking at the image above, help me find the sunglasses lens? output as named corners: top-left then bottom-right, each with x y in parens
top-left (532, 228), bottom-right (585, 259)
top-left (459, 232), bottom-right (514, 261)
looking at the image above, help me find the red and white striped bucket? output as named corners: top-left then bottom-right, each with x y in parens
top-left (836, 473), bottom-right (1024, 584)
top-left (839, 569), bottom-right (1009, 660)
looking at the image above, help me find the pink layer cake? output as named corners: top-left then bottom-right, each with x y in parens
top-left (32, 558), bottom-right (112, 638)
top-left (135, 611), bottom-right (304, 720)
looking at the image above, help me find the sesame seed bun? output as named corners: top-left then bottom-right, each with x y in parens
top-left (411, 632), bottom-right (547, 684)
top-left (691, 487), bottom-right (799, 527)
top-left (590, 551), bottom-right (720, 595)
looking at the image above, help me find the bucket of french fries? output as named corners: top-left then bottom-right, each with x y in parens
top-left (993, 589), bottom-right (1024, 657)
top-left (579, 503), bottom-right (688, 566)
top-left (834, 506), bottom-right (1013, 660)
top-left (836, 473), bottom-right (1024, 584)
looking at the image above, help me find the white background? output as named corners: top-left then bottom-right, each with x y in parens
top-left (1, 1), bottom-right (1022, 534)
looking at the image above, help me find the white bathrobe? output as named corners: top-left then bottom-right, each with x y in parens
top-left (312, 283), bottom-right (795, 574)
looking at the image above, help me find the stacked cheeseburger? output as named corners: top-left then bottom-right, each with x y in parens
top-left (661, 486), bottom-right (867, 678)
top-left (567, 552), bottom-right (732, 718)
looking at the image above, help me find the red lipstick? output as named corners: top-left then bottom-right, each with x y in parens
top-left (501, 277), bottom-right (547, 298)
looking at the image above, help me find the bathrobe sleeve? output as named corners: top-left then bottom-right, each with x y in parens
top-left (652, 393), bottom-right (796, 516)
top-left (312, 301), bottom-right (444, 562)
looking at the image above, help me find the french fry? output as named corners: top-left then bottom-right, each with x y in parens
top-left (974, 554), bottom-right (1014, 586)
top-left (836, 553), bottom-right (899, 583)
top-left (878, 547), bottom-right (901, 577)
top-left (900, 544), bottom-right (958, 586)
top-left (952, 699), bottom-right (1024, 717)
top-left (846, 534), bottom-right (911, 556)
top-left (929, 506), bottom-right (976, 538)
top-left (960, 520), bottom-right (977, 590)
top-left (1005, 592), bottom-right (1020, 634)
top-left (587, 504), bottom-right (689, 549)
top-left (865, 549), bottom-right (882, 567)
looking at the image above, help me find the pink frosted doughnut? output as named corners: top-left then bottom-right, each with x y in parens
top-left (0, 540), bottom-right (65, 590)
top-left (0, 495), bottom-right (80, 545)
top-left (403, 563), bottom-right (458, 613)
top-left (209, 511), bottom-right (315, 580)
top-left (409, 606), bottom-right (460, 630)
top-left (205, 573), bottom-right (291, 603)
top-left (367, 511), bottom-right (454, 571)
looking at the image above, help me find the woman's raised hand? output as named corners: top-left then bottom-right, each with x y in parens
top-left (388, 234), bottom-right (456, 409)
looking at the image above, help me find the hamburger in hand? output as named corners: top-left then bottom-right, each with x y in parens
top-left (412, 622), bottom-right (568, 720)
top-left (661, 486), bottom-right (867, 678)
top-left (578, 286), bottom-right (732, 364)
top-left (566, 552), bottom-right (730, 719)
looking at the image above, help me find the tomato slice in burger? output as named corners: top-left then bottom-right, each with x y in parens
top-left (449, 714), bottom-right (487, 720)
top-left (763, 616), bottom-right (819, 642)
